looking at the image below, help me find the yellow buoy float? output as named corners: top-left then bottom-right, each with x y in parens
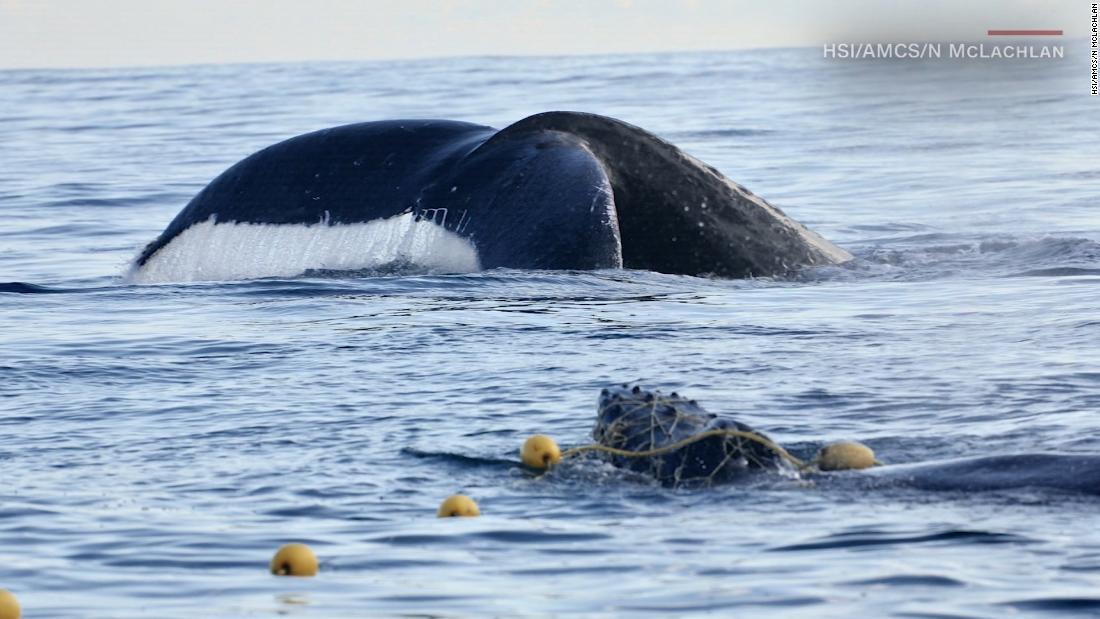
top-left (0, 589), bottom-right (20, 619)
top-left (521, 434), bottom-right (562, 470)
top-left (270, 543), bottom-right (319, 577)
top-left (815, 441), bottom-right (878, 471)
top-left (437, 494), bottom-right (480, 517)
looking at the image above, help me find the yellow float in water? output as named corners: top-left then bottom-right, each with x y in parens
top-left (270, 543), bottom-right (319, 577)
top-left (521, 434), bottom-right (562, 470)
top-left (816, 441), bottom-right (878, 471)
top-left (0, 589), bottom-right (20, 619)
top-left (437, 494), bottom-right (480, 517)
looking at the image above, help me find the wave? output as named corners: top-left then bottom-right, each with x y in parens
top-left (801, 234), bottom-right (1100, 283)
top-left (0, 282), bottom-right (74, 294)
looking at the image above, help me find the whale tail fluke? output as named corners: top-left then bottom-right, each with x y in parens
top-left (131, 112), bottom-right (851, 283)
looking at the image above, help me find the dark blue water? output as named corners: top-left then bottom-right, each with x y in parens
top-left (2, 48), bottom-right (1099, 617)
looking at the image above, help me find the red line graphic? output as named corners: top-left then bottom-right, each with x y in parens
top-left (987, 29), bottom-right (1063, 36)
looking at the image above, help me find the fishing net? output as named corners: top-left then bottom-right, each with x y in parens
top-left (590, 385), bottom-right (795, 486)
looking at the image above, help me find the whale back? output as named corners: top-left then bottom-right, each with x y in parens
top-left (864, 454), bottom-right (1100, 495)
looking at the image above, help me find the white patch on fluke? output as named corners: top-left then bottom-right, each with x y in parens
top-left (127, 213), bottom-right (481, 284)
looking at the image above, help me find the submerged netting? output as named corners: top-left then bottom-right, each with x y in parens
top-left (589, 385), bottom-right (796, 486)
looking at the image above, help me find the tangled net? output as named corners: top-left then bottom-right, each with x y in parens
top-left (580, 385), bottom-right (797, 487)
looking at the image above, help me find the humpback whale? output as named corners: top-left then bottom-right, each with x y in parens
top-left (590, 385), bottom-right (1100, 495)
top-left (593, 384), bottom-right (794, 485)
top-left (131, 112), bottom-right (851, 283)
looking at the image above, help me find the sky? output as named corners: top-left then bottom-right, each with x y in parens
top-left (0, 0), bottom-right (1086, 70)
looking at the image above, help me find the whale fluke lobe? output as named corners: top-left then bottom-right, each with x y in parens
top-left (491, 112), bottom-right (851, 277)
top-left (132, 112), bottom-right (851, 283)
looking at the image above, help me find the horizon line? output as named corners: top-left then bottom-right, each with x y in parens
top-left (0, 44), bottom-right (805, 73)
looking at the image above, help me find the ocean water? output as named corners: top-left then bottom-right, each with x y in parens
top-left (2, 47), bottom-right (1099, 618)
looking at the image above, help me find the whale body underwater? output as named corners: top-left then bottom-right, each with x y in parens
top-left (593, 385), bottom-right (1100, 495)
top-left (132, 112), bottom-right (852, 283)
